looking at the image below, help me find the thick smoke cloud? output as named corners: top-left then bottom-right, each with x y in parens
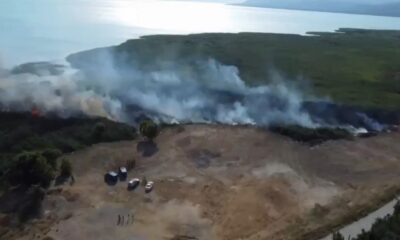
top-left (0, 67), bottom-right (122, 119)
top-left (67, 48), bottom-right (321, 127)
top-left (1, 49), bottom-right (397, 132)
top-left (0, 50), bottom-right (318, 127)
top-left (111, 60), bottom-right (317, 127)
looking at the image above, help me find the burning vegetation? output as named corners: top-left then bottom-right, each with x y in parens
top-left (30, 107), bottom-right (41, 118)
top-left (0, 29), bottom-right (400, 239)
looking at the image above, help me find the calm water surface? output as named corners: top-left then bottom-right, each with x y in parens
top-left (1, 0), bottom-right (400, 66)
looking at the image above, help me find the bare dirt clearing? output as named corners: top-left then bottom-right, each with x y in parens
top-left (11, 125), bottom-right (400, 240)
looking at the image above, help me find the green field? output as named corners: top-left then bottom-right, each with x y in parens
top-left (69, 28), bottom-right (400, 110)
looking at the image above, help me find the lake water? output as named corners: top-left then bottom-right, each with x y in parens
top-left (1, 0), bottom-right (400, 67)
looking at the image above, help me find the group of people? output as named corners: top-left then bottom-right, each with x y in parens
top-left (117, 213), bottom-right (135, 226)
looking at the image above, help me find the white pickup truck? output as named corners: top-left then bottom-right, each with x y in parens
top-left (127, 178), bottom-right (140, 190)
top-left (145, 181), bottom-right (154, 193)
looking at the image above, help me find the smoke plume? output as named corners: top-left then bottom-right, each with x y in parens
top-left (0, 51), bottom-right (317, 127)
top-left (0, 48), bottom-right (398, 132)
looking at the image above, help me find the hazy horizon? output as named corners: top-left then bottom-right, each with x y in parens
top-left (240, 0), bottom-right (400, 17)
top-left (1, 0), bottom-right (400, 67)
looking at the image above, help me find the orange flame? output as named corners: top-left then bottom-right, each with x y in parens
top-left (31, 107), bottom-right (41, 118)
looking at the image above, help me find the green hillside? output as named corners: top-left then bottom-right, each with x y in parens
top-left (68, 29), bottom-right (400, 110)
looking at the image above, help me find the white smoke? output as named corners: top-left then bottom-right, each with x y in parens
top-left (118, 62), bottom-right (316, 127)
top-left (0, 52), bottom-right (320, 128)
top-left (0, 69), bottom-right (123, 119)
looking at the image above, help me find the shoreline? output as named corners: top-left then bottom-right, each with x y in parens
top-left (233, 4), bottom-right (400, 19)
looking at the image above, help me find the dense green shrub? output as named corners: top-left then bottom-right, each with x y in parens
top-left (92, 122), bottom-right (106, 140)
top-left (332, 232), bottom-right (345, 240)
top-left (42, 148), bottom-right (62, 170)
top-left (17, 185), bottom-right (45, 222)
top-left (0, 112), bottom-right (137, 187)
top-left (60, 159), bottom-right (72, 177)
top-left (7, 151), bottom-right (55, 188)
top-left (139, 120), bottom-right (159, 140)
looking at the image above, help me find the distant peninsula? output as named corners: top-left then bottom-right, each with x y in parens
top-left (239, 0), bottom-right (400, 18)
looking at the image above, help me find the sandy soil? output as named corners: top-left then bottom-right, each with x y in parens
top-left (8, 125), bottom-right (400, 240)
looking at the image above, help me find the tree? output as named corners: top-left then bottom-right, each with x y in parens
top-left (139, 120), bottom-right (159, 141)
top-left (60, 158), bottom-right (72, 177)
top-left (394, 201), bottom-right (400, 216)
top-left (42, 148), bottom-right (62, 170)
top-left (17, 185), bottom-right (45, 222)
top-left (332, 232), bottom-right (344, 240)
top-left (8, 151), bottom-right (55, 188)
top-left (92, 122), bottom-right (106, 139)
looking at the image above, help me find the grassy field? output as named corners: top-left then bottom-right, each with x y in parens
top-left (69, 28), bottom-right (400, 110)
